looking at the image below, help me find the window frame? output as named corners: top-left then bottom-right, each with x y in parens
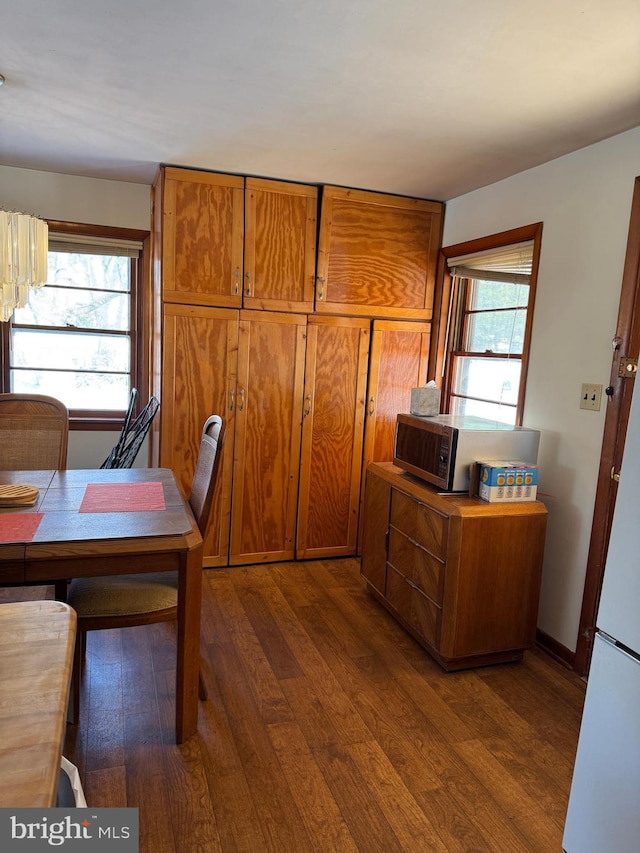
top-left (430, 223), bottom-right (543, 425)
top-left (0, 219), bottom-right (150, 431)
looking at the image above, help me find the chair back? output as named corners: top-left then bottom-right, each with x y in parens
top-left (0, 393), bottom-right (69, 469)
top-left (188, 415), bottom-right (225, 535)
top-left (101, 389), bottom-right (160, 469)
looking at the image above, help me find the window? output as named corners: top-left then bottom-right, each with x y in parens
top-left (434, 224), bottom-right (542, 425)
top-left (0, 221), bottom-right (149, 428)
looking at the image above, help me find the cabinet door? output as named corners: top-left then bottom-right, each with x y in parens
top-left (316, 186), bottom-right (443, 320)
top-left (229, 310), bottom-right (307, 565)
top-left (358, 319), bottom-right (431, 550)
top-left (161, 304), bottom-right (238, 566)
top-left (244, 178), bottom-right (317, 313)
top-left (297, 316), bottom-right (370, 558)
top-left (161, 167), bottom-right (244, 308)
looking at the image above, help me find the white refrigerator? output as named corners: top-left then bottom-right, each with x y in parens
top-left (563, 385), bottom-right (640, 852)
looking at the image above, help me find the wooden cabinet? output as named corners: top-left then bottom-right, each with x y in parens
top-left (161, 306), bottom-right (307, 567)
top-left (229, 310), bottom-right (307, 565)
top-left (158, 167), bottom-right (245, 308)
top-left (361, 463), bottom-right (548, 670)
top-left (153, 166), bottom-right (446, 570)
top-left (316, 186), bottom-right (443, 320)
top-left (297, 316), bottom-right (370, 558)
top-left (243, 178), bottom-right (317, 313)
top-left (160, 304), bottom-right (238, 566)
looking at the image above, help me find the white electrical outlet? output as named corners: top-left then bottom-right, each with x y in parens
top-left (580, 383), bottom-right (603, 411)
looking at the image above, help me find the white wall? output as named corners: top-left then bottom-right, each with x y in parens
top-left (1, 165), bottom-right (152, 468)
top-left (443, 127), bottom-right (640, 652)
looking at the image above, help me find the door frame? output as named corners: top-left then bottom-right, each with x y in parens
top-left (575, 176), bottom-right (640, 675)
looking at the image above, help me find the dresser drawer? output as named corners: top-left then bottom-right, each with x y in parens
top-left (388, 526), bottom-right (443, 604)
top-left (386, 564), bottom-right (440, 648)
top-left (390, 489), bottom-right (446, 559)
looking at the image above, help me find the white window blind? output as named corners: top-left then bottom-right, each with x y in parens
top-left (447, 240), bottom-right (533, 284)
top-left (48, 232), bottom-right (142, 258)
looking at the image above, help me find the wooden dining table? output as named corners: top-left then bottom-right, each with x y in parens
top-left (0, 467), bottom-right (204, 744)
top-left (0, 600), bottom-right (76, 806)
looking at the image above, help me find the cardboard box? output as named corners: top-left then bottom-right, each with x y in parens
top-left (478, 460), bottom-right (538, 503)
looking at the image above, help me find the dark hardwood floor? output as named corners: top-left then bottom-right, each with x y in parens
top-left (15, 558), bottom-right (587, 851)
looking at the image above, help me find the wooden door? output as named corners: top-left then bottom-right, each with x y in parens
top-left (161, 304), bottom-right (238, 567)
top-left (315, 186), bottom-right (443, 319)
top-left (160, 167), bottom-right (244, 308)
top-left (297, 316), bottom-right (370, 559)
top-left (576, 176), bottom-right (640, 674)
top-left (358, 319), bottom-right (431, 550)
top-left (229, 310), bottom-right (307, 565)
top-left (243, 178), bottom-right (317, 313)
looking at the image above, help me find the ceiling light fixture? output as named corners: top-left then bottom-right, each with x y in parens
top-left (0, 211), bottom-right (49, 321)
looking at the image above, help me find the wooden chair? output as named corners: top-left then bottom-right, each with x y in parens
top-left (0, 393), bottom-right (69, 469)
top-left (66, 415), bottom-right (225, 722)
top-left (0, 393), bottom-right (69, 600)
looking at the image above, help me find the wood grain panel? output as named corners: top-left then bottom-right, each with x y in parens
top-left (449, 512), bottom-right (548, 657)
top-left (230, 311), bottom-right (307, 564)
top-left (297, 317), bottom-right (370, 558)
top-left (360, 468), bottom-right (391, 595)
top-left (161, 304), bottom-right (238, 565)
top-left (162, 167), bottom-right (244, 307)
top-left (244, 178), bottom-right (317, 313)
top-left (316, 186), bottom-right (443, 320)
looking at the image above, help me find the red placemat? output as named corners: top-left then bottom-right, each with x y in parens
top-left (0, 513), bottom-right (44, 542)
top-left (79, 482), bottom-right (166, 513)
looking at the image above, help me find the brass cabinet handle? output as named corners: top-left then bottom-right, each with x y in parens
top-left (238, 388), bottom-right (245, 411)
top-left (316, 276), bottom-right (325, 301)
top-left (303, 394), bottom-right (312, 417)
top-left (229, 388), bottom-right (235, 411)
top-left (234, 268), bottom-right (240, 295)
top-left (245, 271), bottom-right (252, 297)
top-left (368, 396), bottom-right (375, 416)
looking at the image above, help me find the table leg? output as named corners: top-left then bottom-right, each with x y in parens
top-left (175, 540), bottom-right (203, 743)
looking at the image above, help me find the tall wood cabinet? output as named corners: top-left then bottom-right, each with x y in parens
top-left (152, 165), bottom-right (444, 567)
top-left (361, 463), bottom-right (548, 670)
top-left (297, 317), bottom-right (370, 559)
top-left (160, 304), bottom-right (238, 566)
top-left (229, 311), bottom-right (307, 565)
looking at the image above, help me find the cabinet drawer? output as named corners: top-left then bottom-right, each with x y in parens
top-left (388, 526), bottom-right (443, 604)
top-left (386, 564), bottom-right (440, 648)
top-left (390, 489), bottom-right (446, 559)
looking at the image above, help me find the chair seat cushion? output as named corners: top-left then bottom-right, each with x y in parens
top-left (67, 572), bottom-right (178, 618)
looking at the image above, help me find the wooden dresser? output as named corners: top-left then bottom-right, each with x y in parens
top-left (361, 462), bottom-right (548, 670)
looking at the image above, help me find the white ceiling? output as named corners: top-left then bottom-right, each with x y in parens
top-left (1, 0), bottom-right (639, 201)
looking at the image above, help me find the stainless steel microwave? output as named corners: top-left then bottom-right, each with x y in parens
top-left (393, 413), bottom-right (540, 492)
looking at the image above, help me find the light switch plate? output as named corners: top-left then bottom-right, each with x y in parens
top-left (580, 383), bottom-right (603, 411)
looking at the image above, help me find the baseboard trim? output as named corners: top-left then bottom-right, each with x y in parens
top-left (535, 629), bottom-right (576, 670)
